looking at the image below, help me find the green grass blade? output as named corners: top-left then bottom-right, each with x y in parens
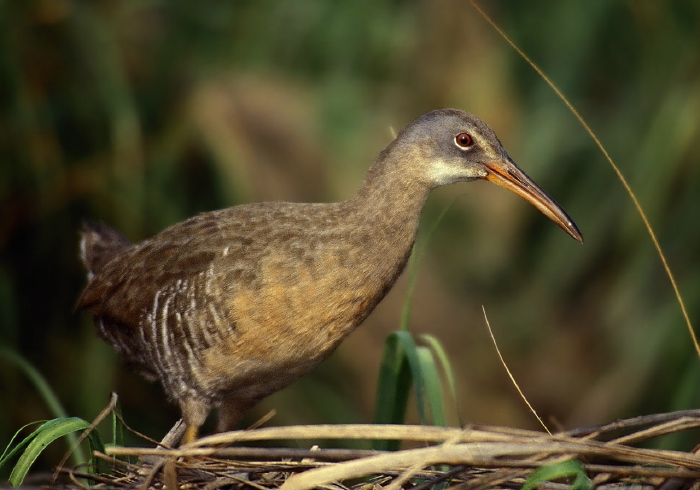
top-left (374, 332), bottom-right (412, 424)
top-left (393, 331), bottom-right (426, 425)
top-left (421, 333), bottom-right (462, 426)
top-left (108, 397), bottom-right (136, 465)
top-left (0, 422), bottom-right (46, 470)
top-left (373, 332), bottom-right (412, 450)
top-left (111, 398), bottom-right (123, 446)
top-left (373, 330), bottom-right (457, 444)
top-left (0, 346), bottom-right (87, 466)
top-left (372, 331), bottom-right (427, 426)
top-left (373, 332), bottom-right (410, 425)
top-left (0, 346), bottom-right (68, 420)
top-left (8, 417), bottom-right (92, 487)
top-left (416, 346), bottom-right (446, 426)
top-left (522, 459), bottom-right (593, 490)
top-left (86, 426), bottom-right (108, 475)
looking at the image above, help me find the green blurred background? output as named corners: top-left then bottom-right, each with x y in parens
top-left (1, 0), bottom-right (700, 463)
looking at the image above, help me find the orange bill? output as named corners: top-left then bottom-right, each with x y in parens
top-left (484, 158), bottom-right (583, 242)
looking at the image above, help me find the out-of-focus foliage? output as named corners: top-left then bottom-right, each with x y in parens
top-left (1, 0), bottom-right (699, 473)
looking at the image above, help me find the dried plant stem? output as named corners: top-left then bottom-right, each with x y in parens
top-left (469, 0), bottom-right (698, 358)
top-left (481, 306), bottom-right (550, 434)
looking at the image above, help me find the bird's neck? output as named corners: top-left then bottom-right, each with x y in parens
top-left (350, 150), bottom-right (432, 229)
top-left (341, 152), bottom-right (432, 281)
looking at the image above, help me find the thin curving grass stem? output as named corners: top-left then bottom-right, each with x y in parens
top-left (469, 0), bottom-right (698, 359)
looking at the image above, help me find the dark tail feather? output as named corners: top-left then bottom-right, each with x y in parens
top-left (79, 220), bottom-right (132, 279)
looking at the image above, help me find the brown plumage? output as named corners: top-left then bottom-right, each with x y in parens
top-left (76, 109), bottom-right (583, 444)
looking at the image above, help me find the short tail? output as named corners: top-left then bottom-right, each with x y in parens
top-left (79, 220), bottom-right (132, 279)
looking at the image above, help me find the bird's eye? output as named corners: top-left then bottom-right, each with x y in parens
top-left (455, 133), bottom-right (473, 149)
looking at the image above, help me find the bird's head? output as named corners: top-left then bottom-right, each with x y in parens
top-left (394, 108), bottom-right (583, 242)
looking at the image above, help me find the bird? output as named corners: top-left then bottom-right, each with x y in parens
top-left (76, 108), bottom-right (583, 445)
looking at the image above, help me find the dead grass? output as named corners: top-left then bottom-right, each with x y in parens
top-left (53, 410), bottom-right (700, 489)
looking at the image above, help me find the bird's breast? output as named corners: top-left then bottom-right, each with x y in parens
top-left (230, 249), bottom-right (386, 359)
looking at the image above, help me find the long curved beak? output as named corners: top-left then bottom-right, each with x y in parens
top-left (484, 158), bottom-right (583, 242)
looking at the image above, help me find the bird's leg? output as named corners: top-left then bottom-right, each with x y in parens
top-left (179, 397), bottom-right (211, 445)
top-left (181, 425), bottom-right (199, 445)
top-left (217, 395), bottom-right (254, 433)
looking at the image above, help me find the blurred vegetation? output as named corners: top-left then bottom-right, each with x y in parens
top-left (1, 0), bottom-right (700, 474)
